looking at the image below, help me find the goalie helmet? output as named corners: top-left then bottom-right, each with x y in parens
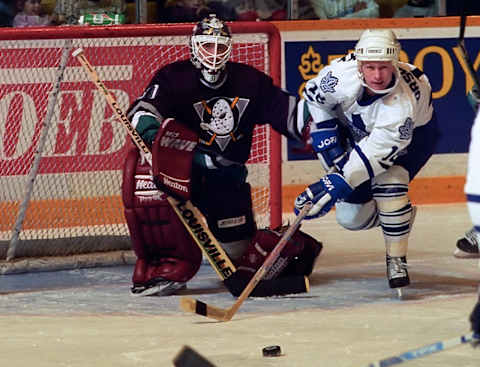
top-left (190, 14), bottom-right (232, 87)
top-left (355, 29), bottom-right (401, 93)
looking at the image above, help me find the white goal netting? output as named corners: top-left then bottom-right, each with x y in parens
top-left (0, 23), bottom-right (282, 273)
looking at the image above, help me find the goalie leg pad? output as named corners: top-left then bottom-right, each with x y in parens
top-left (235, 227), bottom-right (323, 281)
top-left (224, 273), bottom-right (309, 297)
top-left (224, 227), bottom-right (322, 297)
top-left (122, 148), bottom-right (202, 285)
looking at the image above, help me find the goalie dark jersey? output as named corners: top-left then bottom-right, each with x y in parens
top-left (127, 60), bottom-right (300, 164)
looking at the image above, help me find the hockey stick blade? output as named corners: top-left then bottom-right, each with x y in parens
top-left (364, 332), bottom-right (473, 367)
top-left (179, 297), bottom-right (231, 322)
top-left (179, 200), bottom-right (317, 322)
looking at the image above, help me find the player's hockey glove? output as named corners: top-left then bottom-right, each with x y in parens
top-left (294, 173), bottom-right (353, 220)
top-left (470, 300), bottom-right (480, 348)
top-left (311, 120), bottom-right (348, 173)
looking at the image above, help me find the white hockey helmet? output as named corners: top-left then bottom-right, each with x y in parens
top-left (355, 29), bottom-right (400, 63)
top-left (355, 29), bottom-right (401, 93)
top-left (190, 14), bottom-right (232, 86)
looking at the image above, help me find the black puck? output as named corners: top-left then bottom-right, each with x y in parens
top-left (262, 345), bottom-right (282, 357)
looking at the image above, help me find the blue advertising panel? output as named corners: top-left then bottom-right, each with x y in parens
top-left (284, 37), bottom-right (480, 161)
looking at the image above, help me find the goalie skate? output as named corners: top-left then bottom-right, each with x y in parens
top-left (386, 255), bottom-right (410, 290)
top-left (454, 228), bottom-right (480, 258)
top-left (131, 278), bottom-right (187, 297)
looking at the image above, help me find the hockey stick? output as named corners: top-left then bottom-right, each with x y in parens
top-left (363, 332), bottom-right (473, 367)
top-left (455, 5), bottom-right (480, 92)
top-left (179, 200), bottom-right (316, 321)
top-left (72, 48), bottom-right (236, 281)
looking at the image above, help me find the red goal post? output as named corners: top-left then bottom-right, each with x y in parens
top-left (0, 22), bottom-right (282, 273)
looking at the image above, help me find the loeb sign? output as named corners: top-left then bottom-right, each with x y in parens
top-left (0, 65), bottom-right (136, 175)
top-left (0, 44), bottom-right (158, 176)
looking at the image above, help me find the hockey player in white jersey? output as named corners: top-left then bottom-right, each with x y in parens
top-left (454, 87), bottom-right (480, 259)
top-left (466, 106), bottom-right (480, 346)
top-left (294, 29), bottom-right (439, 294)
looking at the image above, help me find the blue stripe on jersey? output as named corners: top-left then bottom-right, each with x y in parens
top-left (467, 194), bottom-right (480, 203)
top-left (314, 118), bottom-right (340, 130)
top-left (357, 89), bottom-right (388, 106)
top-left (411, 68), bottom-right (424, 79)
top-left (353, 145), bottom-right (375, 179)
top-left (351, 114), bottom-right (367, 132)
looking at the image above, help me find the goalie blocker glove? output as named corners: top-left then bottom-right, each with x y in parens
top-left (224, 226), bottom-right (323, 297)
top-left (152, 118), bottom-right (198, 201)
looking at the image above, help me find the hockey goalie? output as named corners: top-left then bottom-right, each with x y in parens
top-left (121, 118), bottom-right (323, 297)
top-left (121, 14), bottom-right (323, 297)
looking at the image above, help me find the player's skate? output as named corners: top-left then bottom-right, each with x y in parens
top-left (454, 227), bottom-right (480, 258)
top-left (386, 255), bottom-right (409, 298)
top-left (131, 278), bottom-right (186, 297)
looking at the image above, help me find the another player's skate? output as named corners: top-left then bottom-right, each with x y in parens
top-left (131, 278), bottom-right (186, 297)
top-left (386, 255), bottom-right (409, 298)
top-left (454, 227), bottom-right (480, 258)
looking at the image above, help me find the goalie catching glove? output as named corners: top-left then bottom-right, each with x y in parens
top-left (223, 226), bottom-right (323, 297)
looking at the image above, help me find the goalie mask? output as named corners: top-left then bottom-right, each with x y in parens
top-left (190, 14), bottom-right (232, 87)
top-left (355, 29), bottom-right (401, 94)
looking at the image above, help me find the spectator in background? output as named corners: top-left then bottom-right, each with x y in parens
top-left (54, 0), bottom-right (81, 24)
top-left (161, 0), bottom-right (237, 23)
top-left (295, 0), bottom-right (318, 19)
top-left (310, 0), bottom-right (379, 19)
top-left (0, 0), bottom-right (15, 26)
top-left (83, 0), bottom-right (126, 13)
top-left (231, 0), bottom-right (286, 21)
top-left (13, 0), bottom-right (57, 27)
top-left (394, 0), bottom-right (438, 18)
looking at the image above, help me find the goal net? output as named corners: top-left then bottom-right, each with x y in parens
top-left (0, 23), bottom-right (282, 274)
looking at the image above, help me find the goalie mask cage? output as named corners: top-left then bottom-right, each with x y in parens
top-left (0, 23), bottom-right (282, 274)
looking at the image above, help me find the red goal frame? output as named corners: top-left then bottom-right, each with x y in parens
top-left (0, 22), bottom-right (282, 265)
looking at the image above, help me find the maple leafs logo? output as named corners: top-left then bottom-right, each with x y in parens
top-left (399, 117), bottom-right (414, 140)
top-left (320, 71), bottom-right (339, 94)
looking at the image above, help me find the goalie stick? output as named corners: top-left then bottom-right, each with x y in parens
top-left (455, 4), bottom-right (480, 94)
top-left (363, 332), bottom-right (473, 367)
top-left (72, 48), bottom-right (236, 281)
top-left (179, 200), bottom-right (317, 322)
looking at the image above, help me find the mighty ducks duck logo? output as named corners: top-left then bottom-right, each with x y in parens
top-left (193, 96), bottom-right (249, 151)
